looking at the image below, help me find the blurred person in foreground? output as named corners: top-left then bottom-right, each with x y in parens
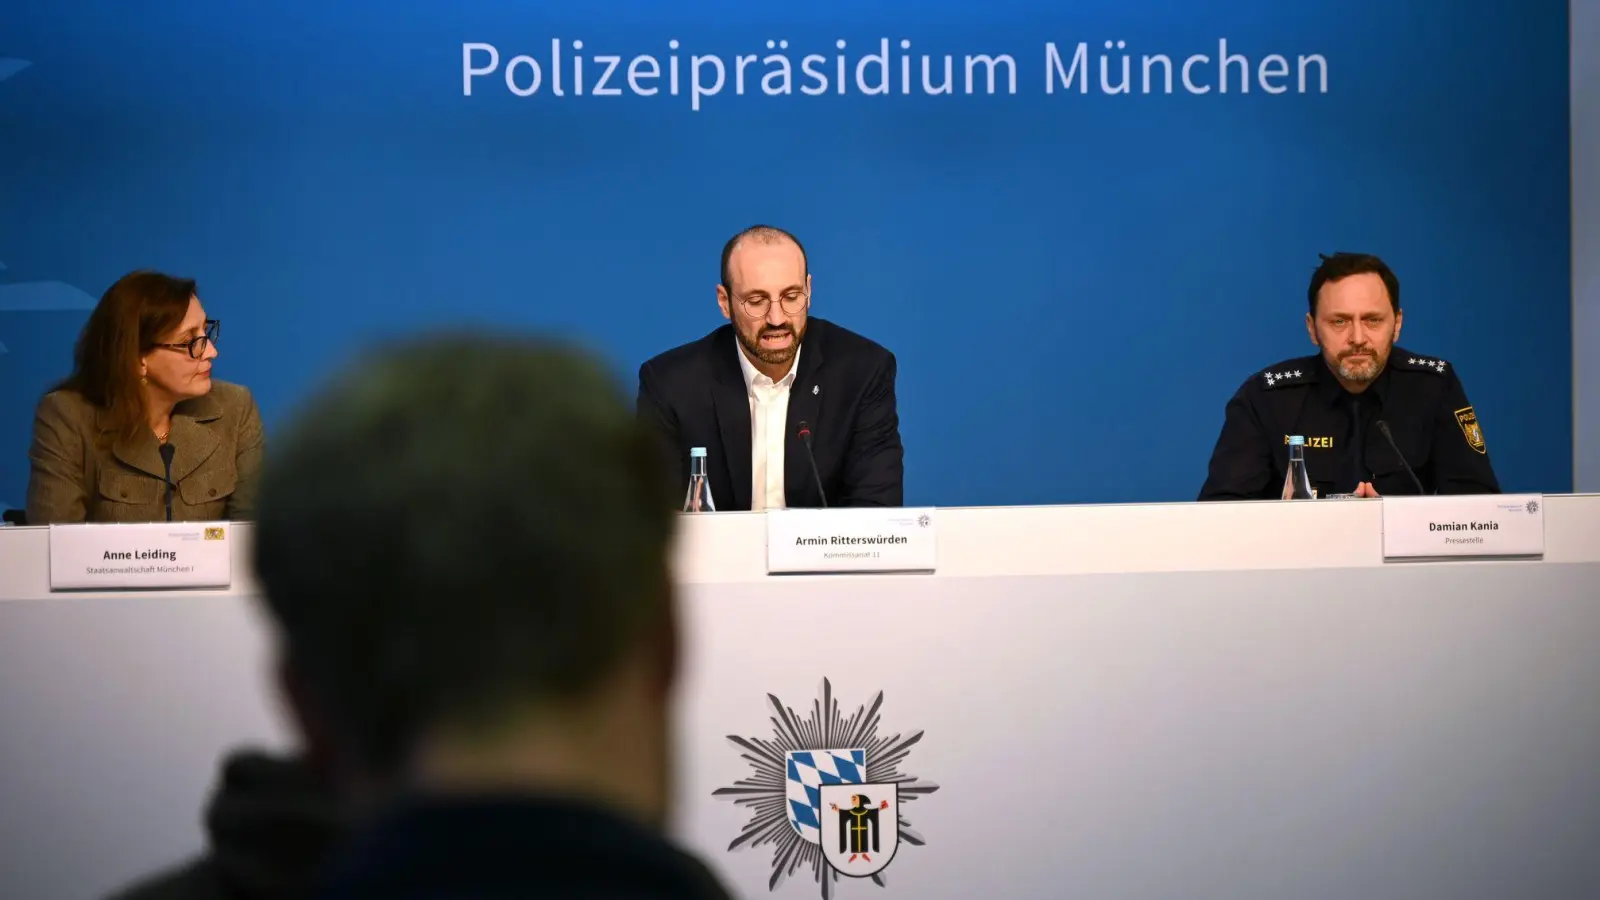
top-left (251, 334), bottom-right (734, 900)
top-left (105, 749), bottom-right (342, 900)
top-left (26, 270), bottom-right (265, 524)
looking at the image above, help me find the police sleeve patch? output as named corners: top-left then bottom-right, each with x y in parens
top-left (1455, 406), bottom-right (1486, 454)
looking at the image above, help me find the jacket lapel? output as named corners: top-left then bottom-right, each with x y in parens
top-left (711, 328), bottom-right (753, 512)
top-left (101, 407), bottom-right (164, 480)
top-left (109, 435), bottom-right (165, 480)
top-left (167, 393), bottom-right (224, 484)
top-left (784, 322), bottom-right (826, 507)
top-left (103, 394), bottom-right (224, 484)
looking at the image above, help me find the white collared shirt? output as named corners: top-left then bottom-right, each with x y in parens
top-left (736, 344), bottom-right (801, 511)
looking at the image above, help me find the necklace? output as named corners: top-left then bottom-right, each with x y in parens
top-left (156, 430), bottom-right (170, 444)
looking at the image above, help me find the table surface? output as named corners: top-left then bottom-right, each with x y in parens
top-left (2, 497), bottom-right (1598, 900)
top-left (4, 494), bottom-right (1599, 597)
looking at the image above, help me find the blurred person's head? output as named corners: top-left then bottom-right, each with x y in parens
top-left (251, 334), bottom-right (681, 827)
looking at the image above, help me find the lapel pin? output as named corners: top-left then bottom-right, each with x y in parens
top-left (812, 385), bottom-right (819, 395)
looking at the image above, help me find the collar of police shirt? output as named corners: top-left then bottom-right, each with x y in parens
top-left (736, 339), bottom-right (802, 511)
top-left (1314, 358), bottom-right (1393, 489)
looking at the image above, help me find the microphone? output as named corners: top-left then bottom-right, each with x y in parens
top-left (1374, 421), bottom-right (1425, 495)
top-left (158, 443), bottom-right (176, 522)
top-left (795, 421), bottom-right (828, 508)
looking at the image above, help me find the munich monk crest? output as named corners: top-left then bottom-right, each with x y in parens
top-left (713, 679), bottom-right (939, 896)
top-left (823, 787), bottom-right (900, 877)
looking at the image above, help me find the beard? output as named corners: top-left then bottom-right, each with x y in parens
top-left (738, 323), bottom-right (802, 366)
top-left (1335, 347), bottom-right (1386, 382)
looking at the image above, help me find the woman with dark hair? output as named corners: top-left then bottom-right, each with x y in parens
top-left (25, 270), bottom-right (265, 524)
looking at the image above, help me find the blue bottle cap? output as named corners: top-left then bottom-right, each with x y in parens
top-left (690, 447), bottom-right (707, 458)
top-left (1287, 435), bottom-right (1306, 446)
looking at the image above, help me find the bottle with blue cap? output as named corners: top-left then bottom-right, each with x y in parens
top-left (1281, 435), bottom-right (1316, 500)
top-left (683, 446), bottom-right (716, 513)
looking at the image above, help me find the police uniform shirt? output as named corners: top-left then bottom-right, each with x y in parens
top-left (1198, 348), bottom-right (1501, 500)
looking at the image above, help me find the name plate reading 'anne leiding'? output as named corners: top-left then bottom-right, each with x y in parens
top-left (765, 507), bottom-right (937, 574)
top-left (48, 522), bottom-right (234, 590)
top-left (1381, 494), bottom-right (1545, 561)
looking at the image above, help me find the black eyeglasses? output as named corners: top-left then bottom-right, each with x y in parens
top-left (150, 319), bottom-right (220, 359)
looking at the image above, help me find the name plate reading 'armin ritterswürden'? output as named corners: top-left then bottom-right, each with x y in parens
top-left (48, 522), bottom-right (233, 590)
top-left (765, 507), bottom-right (937, 574)
top-left (1382, 494), bottom-right (1545, 560)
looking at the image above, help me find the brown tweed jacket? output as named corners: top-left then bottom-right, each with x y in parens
top-left (25, 380), bottom-right (266, 524)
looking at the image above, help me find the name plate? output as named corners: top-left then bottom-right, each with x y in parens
top-left (766, 507), bottom-right (937, 574)
top-left (1382, 494), bottom-right (1545, 560)
top-left (49, 522), bottom-right (233, 590)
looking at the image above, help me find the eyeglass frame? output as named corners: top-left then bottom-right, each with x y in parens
top-left (735, 289), bottom-right (810, 319)
top-left (148, 319), bottom-right (221, 359)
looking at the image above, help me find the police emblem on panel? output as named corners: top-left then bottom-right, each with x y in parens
top-left (714, 679), bottom-right (938, 895)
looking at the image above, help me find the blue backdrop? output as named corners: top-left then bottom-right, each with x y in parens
top-left (0, 0), bottom-right (1572, 510)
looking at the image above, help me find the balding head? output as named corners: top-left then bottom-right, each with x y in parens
top-left (715, 225), bottom-right (812, 378)
top-left (719, 225), bottom-right (808, 293)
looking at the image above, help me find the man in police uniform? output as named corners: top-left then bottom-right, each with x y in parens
top-left (1199, 252), bottom-right (1501, 500)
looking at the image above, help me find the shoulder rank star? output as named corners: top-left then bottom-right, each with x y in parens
top-left (1262, 369), bottom-right (1304, 388)
top-left (1406, 356), bottom-right (1448, 373)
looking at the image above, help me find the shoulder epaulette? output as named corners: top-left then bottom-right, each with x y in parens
top-left (1393, 353), bottom-right (1450, 375)
top-left (1259, 364), bottom-right (1314, 390)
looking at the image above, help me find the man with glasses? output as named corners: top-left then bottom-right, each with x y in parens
top-left (636, 225), bottom-right (904, 510)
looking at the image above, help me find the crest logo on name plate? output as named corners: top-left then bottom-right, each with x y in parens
top-left (713, 679), bottom-right (939, 896)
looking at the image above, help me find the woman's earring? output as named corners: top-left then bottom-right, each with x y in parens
top-left (140, 374), bottom-right (148, 386)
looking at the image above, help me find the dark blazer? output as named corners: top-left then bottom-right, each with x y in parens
top-left (1198, 348), bottom-right (1501, 500)
top-left (25, 380), bottom-right (266, 524)
top-left (636, 317), bottom-right (904, 510)
top-left (104, 750), bottom-right (341, 900)
top-left (313, 795), bottom-right (735, 900)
